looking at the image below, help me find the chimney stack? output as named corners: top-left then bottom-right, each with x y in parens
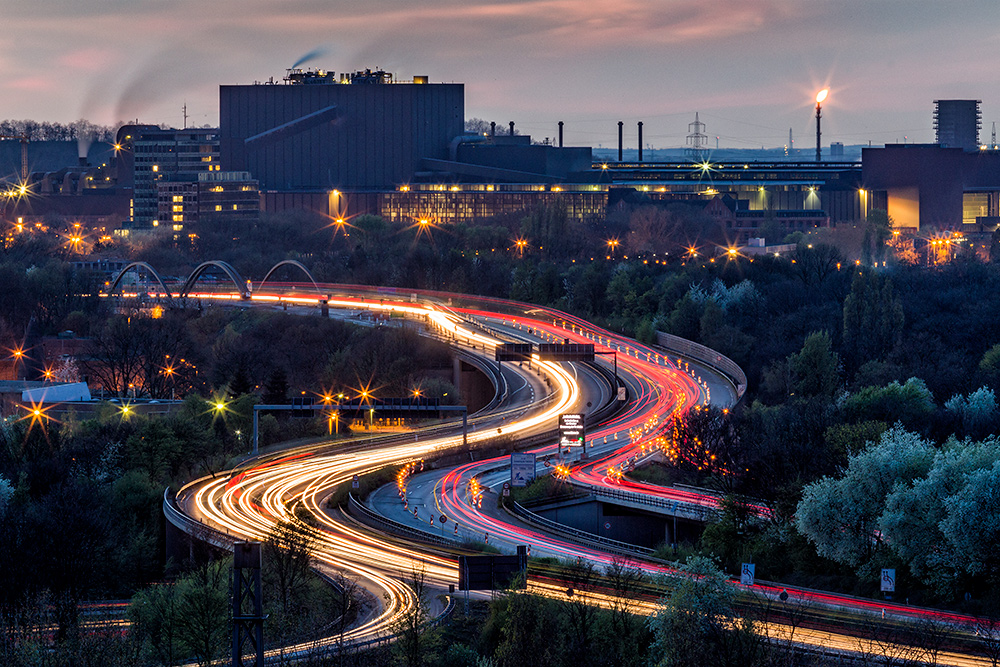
top-left (509, 121), bottom-right (515, 136)
top-left (638, 122), bottom-right (643, 162)
top-left (558, 121), bottom-right (564, 148)
top-left (618, 121), bottom-right (623, 162)
top-left (490, 121), bottom-right (496, 137)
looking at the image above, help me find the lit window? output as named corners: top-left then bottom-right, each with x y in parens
top-left (172, 195), bottom-right (183, 202)
top-left (232, 204), bottom-right (238, 210)
top-left (173, 214), bottom-right (183, 222)
top-left (215, 205), bottom-right (222, 211)
top-left (152, 220), bottom-right (159, 226)
top-left (173, 224), bottom-right (184, 231)
top-left (202, 156), bottom-right (212, 162)
top-left (152, 165), bottom-right (158, 172)
top-left (172, 205), bottom-right (183, 212)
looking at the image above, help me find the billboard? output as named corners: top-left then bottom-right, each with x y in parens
top-left (510, 453), bottom-right (536, 487)
top-left (458, 546), bottom-right (528, 591)
top-left (559, 413), bottom-right (585, 453)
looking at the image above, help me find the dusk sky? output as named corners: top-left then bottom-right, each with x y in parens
top-left (3, 0), bottom-right (999, 150)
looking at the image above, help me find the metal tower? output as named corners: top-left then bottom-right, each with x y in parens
top-left (685, 113), bottom-right (708, 159)
top-left (232, 541), bottom-right (265, 667)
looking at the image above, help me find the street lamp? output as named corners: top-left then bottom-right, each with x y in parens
top-left (815, 88), bottom-right (829, 163)
top-left (10, 347), bottom-right (25, 381)
top-left (514, 238), bottom-right (528, 258)
top-left (607, 238), bottom-right (620, 259)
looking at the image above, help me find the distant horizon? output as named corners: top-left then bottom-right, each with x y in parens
top-left (4, 1), bottom-right (999, 151)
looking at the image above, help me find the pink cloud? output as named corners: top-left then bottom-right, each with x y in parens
top-left (56, 47), bottom-right (118, 72)
top-left (7, 76), bottom-right (54, 92)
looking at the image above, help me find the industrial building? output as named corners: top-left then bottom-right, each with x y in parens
top-left (863, 143), bottom-right (1000, 230)
top-left (220, 68), bottom-right (464, 190)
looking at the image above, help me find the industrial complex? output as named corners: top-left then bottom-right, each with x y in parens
top-left (0, 70), bottom-right (998, 246)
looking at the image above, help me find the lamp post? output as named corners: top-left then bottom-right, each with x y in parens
top-left (815, 89), bottom-right (828, 164)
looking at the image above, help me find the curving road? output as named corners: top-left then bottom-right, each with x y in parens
top-left (161, 284), bottom-right (990, 664)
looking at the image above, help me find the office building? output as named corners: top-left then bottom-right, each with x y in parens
top-left (116, 125), bottom-right (221, 229)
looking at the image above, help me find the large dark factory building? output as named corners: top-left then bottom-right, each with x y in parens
top-left (219, 69), bottom-right (463, 191)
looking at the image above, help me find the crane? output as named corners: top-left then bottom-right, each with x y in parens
top-left (0, 134), bottom-right (29, 182)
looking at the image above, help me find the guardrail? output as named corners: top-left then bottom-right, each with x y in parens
top-left (654, 330), bottom-right (747, 404)
top-left (571, 481), bottom-right (720, 523)
top-left (503, 497), bottom-right (656, 558)
top-left (347, 493), bottom-right (460, 547)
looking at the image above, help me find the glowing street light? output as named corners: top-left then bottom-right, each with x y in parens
top-left (607, 238), bottom-right (620, 259)
top-left (513, 238), bottom-right (528, 258)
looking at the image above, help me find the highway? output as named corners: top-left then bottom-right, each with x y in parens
top-left (153, 282), bottom-right (994, 664)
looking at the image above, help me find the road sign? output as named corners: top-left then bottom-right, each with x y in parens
top-left (439, 515), bottom-right (447, 524)
top-left (496, 343), bottom-right (533, 362)
top-left (510, 453), bottom-right (536, 487)
top-left (458, 546), bottom-right (528, 591)
top-left (881, 568), bottom-right (895, 593)
top-left (351, 474), bottom-right (360, 490)
top-left (604, 522), bottom-right (611, 530)
top-left (741, 563), bottom-right (755, 586)
top-left (617, 386), bottom-right (627, 401)
top-left (538, 343), bottom-right (594, 362)
top-left (559, 413), bottom-right (585, 451)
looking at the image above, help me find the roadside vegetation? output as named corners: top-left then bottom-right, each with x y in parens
top-left (5, 203), bottom-right (1000, 662)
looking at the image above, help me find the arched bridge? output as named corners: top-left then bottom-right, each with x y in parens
top-left (108, 260), bottom-right (321, 301)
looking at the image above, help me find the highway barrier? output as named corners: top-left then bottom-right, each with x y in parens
top-left (654, 331), bottom-right (747, 404)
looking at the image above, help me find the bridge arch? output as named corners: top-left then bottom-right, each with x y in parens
top-left (108, 261), bottom-right (173, 298)
top-left (180, 261), bottom-right (249, 299)
top-left (257, 260), bottom-right (321, 293)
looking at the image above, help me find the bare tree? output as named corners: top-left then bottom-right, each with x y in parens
top-left (264, 514), bottom-right (317, 617)
top-left (605, 557), bottom-right (646, 667)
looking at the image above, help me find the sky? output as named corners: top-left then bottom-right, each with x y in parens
top-left (2, 0), bottom-right (999, 150)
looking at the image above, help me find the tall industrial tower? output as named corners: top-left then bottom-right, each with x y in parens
top-left (685, 113), bottom-right (709, 159)
top-left (934, 100), bottom-right (982, 150)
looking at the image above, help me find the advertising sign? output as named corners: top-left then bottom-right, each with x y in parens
top-left (510, 453), bottom-right (536, 487)
top-left (559, 413), bottom-right (586, 452)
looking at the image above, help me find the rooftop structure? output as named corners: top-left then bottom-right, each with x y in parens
top-left (934, 100), bottom-right (982, 151)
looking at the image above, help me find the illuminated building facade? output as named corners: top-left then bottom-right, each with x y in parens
top-left (157, 171), bottom-right (259, 233)
top-left (116, 125), bottom-right (220, 229)
top-left (862, 144), bottom-right (1000, 230)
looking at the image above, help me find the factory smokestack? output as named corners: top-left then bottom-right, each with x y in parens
top-left (490, 121), bottom-right (496, 137)
top-left (637, 122), bottom-right (643, 162)
top-left (618, 121), bottom-right (623, 162)
top-left (558, 121), bottom-right (564, 148)
top-left (509, 121), bottom-right (515, 136)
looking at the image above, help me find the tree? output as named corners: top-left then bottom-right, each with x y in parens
top-left (562, 558), bottom-right (599, 667)
top-left (173, 560), bottom-right (230, 667)
top-left (940, 459), bottom-right (1000, 578)
top-left (648, 556), bottom-right (764, 667)
top-left (263, 515), bottom-right (317, 618)
top-left (262, 367), bottom-right (289, 405)
top-left (788, 331), bottom-right (840, 399)
top-left (795, 425), bottom-right (934, 572)
top-left (945, 387), bottom-right (999, 439)
top-left (130, 582), bottom-right (182, 666)
top-left (491, 589), bottom-right (565, 667)
top-left (392, 565), bottom-right (441, 667)
top-left (842, 271), bottom-right (904, 371)
top-left (839, 377), bottom-right (936, 432)
top-left (605, 558), bottom-right (647, 667)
